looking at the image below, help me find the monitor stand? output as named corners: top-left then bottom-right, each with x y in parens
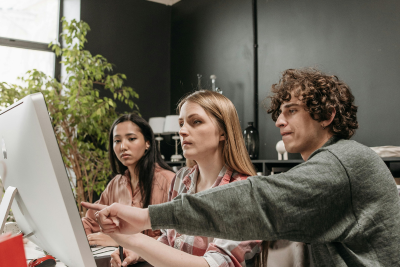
top-left (0, 187), bottom-right (33, 237)
top-left (0, 186), bottom-right (18, 234)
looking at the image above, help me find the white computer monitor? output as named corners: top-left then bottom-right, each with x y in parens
top-left (0, 93), bottom-right (97, 267)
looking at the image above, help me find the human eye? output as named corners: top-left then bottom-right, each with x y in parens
top-left (193, 120), bottom-right (201, 124)
top-left (179, 121), bottom-right (184, 127)
top-left (129, 137), bottom-right (136, 141)
top-left (289, 109), bottom-right (297, 114)
top-left (114, 139), bottom-right (120, 143)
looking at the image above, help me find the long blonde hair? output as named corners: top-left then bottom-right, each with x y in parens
top-left (177, 90), bottom-right (255, 176)
top-left (178, 90), bottom-right (268, 266)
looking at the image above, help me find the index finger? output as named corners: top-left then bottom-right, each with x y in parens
top-left (81, 202), bottom-right (108, 211)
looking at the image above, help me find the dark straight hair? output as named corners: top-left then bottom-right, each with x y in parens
top-left (108, 114), bottom-right (173, 208)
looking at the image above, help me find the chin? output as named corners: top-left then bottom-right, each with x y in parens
top-left (283, 144), bottom-right (296, 154)
top-left (182, 152), bottom-right (195, 161)
top-left (121, 160), bottom-right (136, 167)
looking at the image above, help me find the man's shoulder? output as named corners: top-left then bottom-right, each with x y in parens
top-left (326, 138), bottom-right (367, 151)
top-left (324, 138), bottom-right (381, 162)
top-left (311, 138), bottom-right (390, 179)
top-left (230, 171), bottom-right (250, 182)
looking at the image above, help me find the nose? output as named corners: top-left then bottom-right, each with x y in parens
top-left (275, 113), bottom-right (287, 128)
top-left (179, 123), bottom-right (188, 138)
top-left (120, 139), bottom-right (127, 151)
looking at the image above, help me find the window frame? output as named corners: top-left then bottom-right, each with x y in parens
top-left (0, 0), bottom-right (63, 82)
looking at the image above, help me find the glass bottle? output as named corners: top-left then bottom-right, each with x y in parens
top-left (197, 74), bottom-right (202, 90)
top-left (243, 122), bottom-right (259, 159)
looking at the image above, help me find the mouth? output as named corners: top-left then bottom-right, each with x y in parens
top-left (281, 132), bottom-right (292, 137)
top-left (121, 154), bottom-right (130, 158)
top-left (181, 141), bottom-right (192, 147)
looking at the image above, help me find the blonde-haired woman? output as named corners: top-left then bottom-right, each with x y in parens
top-left (83, 90), bottom-right (267, 267)
top-left (180, 90), bottom-right (254, 172)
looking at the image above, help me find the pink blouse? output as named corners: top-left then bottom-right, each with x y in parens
top-left (82, 166), bottom-right (175, 239)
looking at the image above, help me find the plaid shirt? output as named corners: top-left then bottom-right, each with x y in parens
top-left (158, 165), bottom-right (261, 267)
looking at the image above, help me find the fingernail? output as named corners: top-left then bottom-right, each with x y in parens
top-left (122, 262), bottom-right (127, 266)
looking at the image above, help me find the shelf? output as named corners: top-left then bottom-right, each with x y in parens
top-left (165, 161), bottom-right (186, 166)
top-left (165, 160), bottom-right (304, 175)
top-left (251, 159), bottom-right (303, 175)
top-left (166, 157), bottom-right (400, 176)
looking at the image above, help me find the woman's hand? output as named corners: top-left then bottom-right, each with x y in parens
top-left (81, 202), bottom-right (151, 235)
top-left (87, 232), bottom-right (119, 247)
top-left (110, 247), bottom-right (140, 267)
top-left (106, 233), bottom-right (210, 267)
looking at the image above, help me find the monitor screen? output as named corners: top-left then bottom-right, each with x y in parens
top-left (0, 93), bottom-right (96, 267)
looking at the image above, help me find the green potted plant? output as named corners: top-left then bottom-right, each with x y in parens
top-left (0, 18), bottom-right (139, 216)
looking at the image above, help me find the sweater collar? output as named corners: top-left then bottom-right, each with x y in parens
top-left (308, 135), bottom-right (341, 160)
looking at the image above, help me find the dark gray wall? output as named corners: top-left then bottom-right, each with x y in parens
top-left (170, 0), bottom-right (254, 127)
top-left (171, 0), bottom-right (400, 159)
top-left (81, 0), bottom-right (171, 121)
top-left (258, 0), bottom-right (400, 159)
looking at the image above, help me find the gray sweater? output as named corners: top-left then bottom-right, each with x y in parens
top-left (149, 137), bottom-right (400, 266)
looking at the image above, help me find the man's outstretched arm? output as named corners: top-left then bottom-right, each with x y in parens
top-left (149, 153), bottom-right (352, 243)
top-left (84, 152), bottom-right (352, 243)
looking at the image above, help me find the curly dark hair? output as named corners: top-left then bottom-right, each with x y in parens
top-left (267, 68), bottom-right (358, 139)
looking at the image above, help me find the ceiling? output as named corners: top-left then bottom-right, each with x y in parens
top-left (147, 0), bottom-right (181, 6)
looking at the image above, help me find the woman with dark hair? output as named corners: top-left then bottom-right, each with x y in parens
top-left (82, 114), bottom-right (174, 256)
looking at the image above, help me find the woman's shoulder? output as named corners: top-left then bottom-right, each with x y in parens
top-left (94, 173), bottom-right (130, 205)
top-left (107, 173), bottom-right (129, 187)
top-left (230, 170), bottom-right (250, 182)
top-left (154, 165), bottom-right (176, 183)
top-left (168, 166), bottom-right (195, 198)
top-left (172, 165), bottom-right (198, 189)
top-left (174, 166), bottom-right (196, 183)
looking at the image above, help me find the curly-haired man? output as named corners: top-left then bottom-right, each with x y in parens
top-left (84, 68), bottom-right (400, 267)
top-left (267, 68), bottom-right (359, 160)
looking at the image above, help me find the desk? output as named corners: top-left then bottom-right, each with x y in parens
top-left (131, 262), bottom-right (153, 267)
top-left (91, 247), bottom-right (154, 267)
top-left (91, 257), bottom-right (154, 267)
top-left (24, 241), bottom-right (154, 267)
top-left (89, 258), bottom-right (154, 267)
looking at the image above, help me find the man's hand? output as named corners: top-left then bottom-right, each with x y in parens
top-left (81, 202), bottom-right (152, 235)
top-left (87, 232), bottom-right (119, 247)
top-left (82, 202), bottom-right (121, 233)
top-left (110, 247), bottom-right (141, 267)
top-left (81, 202), bottom-right (107, 211)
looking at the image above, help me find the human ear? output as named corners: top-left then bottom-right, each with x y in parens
top-left (145, 141), bottom-right (150, 150)
top-left (219, 133), bottom-right (225, 141)
top-left (323, 108), bottom-right (336, 127)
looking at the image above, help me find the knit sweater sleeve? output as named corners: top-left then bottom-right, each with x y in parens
top-left (149, 150), bottom-right (355, 243)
